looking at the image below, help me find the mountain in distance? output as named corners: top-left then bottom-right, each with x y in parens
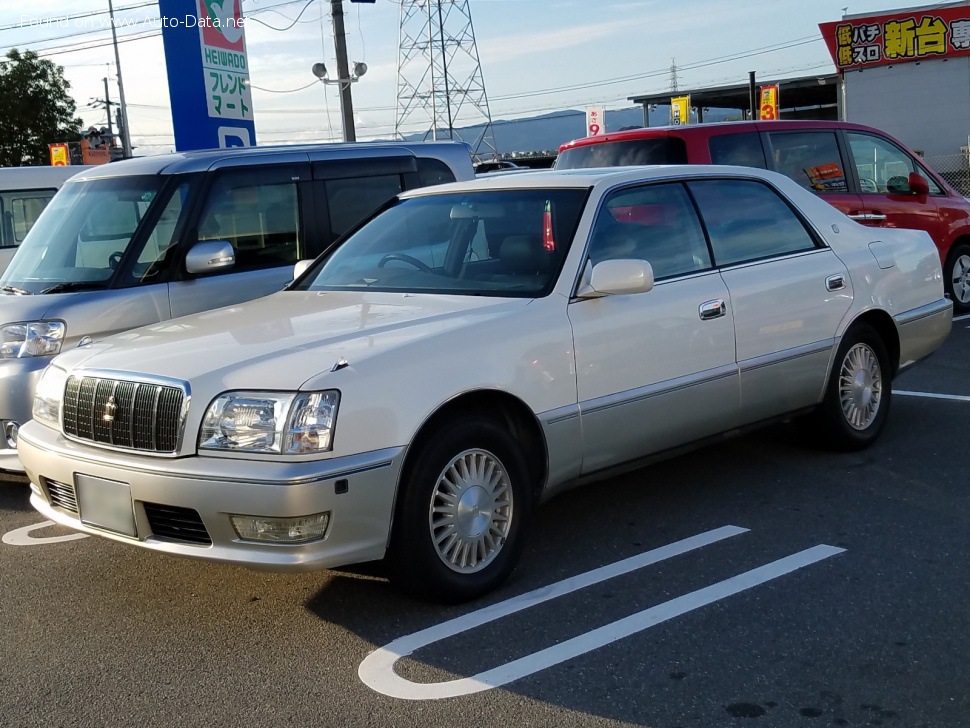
top-left (406, 106), bottom-right (737, 157)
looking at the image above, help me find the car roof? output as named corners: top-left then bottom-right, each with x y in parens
top-left (402, 164), bottom-right (788, 195)
top-left (67, 140), bottom-right (472, 181)
top-left (558, 119), bottom-right (893, 152)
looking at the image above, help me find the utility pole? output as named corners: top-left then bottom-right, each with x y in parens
top-left (331, 0), bottom-right (356, 142)
top-left (107, 0), bottom-right (132, 157)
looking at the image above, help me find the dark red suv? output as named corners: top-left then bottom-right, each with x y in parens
top-left (558, 120), bottom-right (970, 313)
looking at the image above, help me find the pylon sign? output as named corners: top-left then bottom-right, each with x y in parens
top-left (159, 0), bottom-right (256, 151)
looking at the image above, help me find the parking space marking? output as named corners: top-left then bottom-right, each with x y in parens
top-left (896, 390), bottom-right (970, 402)
top-left (2, 520), bottom-right (89, 545)
top-left (359, 528), bottom-right (843, 700)
top-left (953, 313), bottom-right (970, 322)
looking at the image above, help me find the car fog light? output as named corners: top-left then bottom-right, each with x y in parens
top-left (230, 512), bottom-right (330, 544)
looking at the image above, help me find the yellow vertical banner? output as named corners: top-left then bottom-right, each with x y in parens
top-left (670, 95), bottom-right (691, 125)
top-left (48, 143), bottom-right (70, 166)
top-left (759, 84), bottom-right (780, 120)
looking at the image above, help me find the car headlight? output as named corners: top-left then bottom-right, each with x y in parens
top-left (32, 365), bottom-right (69, 428)
top-left (199, 390), bottom-right (339, 455)
top-left (0, 321), bottom-right (65, 358)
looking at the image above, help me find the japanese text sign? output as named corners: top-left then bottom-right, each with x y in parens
top-left (820, 6), bottom-right (970, 71)
top-left (758, 84), bottom-right (779, 120)
top-left (586, 107), bottom-right (606, 137)
top-left (670, 95), bottom-right (690, 126)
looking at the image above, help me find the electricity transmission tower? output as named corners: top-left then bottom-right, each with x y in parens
top-left (395, 0), bottom-right (498, 161)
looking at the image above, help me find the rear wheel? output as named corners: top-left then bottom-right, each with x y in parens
top-left (812, 322), bottom-right (892, 451)
top-left (945, 242), bottom-right (970, 314)
top-left (388, 417), bottom-right (533, 603)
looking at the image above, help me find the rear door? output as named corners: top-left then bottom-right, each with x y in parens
top-left (687, 177), bottom-right (853, 424)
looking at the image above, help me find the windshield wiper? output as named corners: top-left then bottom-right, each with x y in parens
top-left (41, 281), bottom-right (109, 295)
top-left (0, 285), bottom-right (31, 296)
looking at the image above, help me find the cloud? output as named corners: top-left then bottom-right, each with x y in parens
top-left (479, 17), bottom-right (634, 64)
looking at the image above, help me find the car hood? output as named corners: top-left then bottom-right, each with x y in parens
top-left (53, 290), bottom-right (534, 389)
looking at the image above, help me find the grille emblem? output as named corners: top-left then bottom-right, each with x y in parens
top-left (102, 395), bottom-right (117, 423)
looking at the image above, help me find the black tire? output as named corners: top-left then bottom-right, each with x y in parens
top-left (812, 322), bottom-right (892, 451)
top-left (944, 242), bottom-right (970, 315)
top-left (388, 417), bottom-right (533, 603)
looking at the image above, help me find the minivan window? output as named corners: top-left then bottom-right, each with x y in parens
top-left (325, 174), bottom-right (405, 240)
top-left (0, 190), bottom-right (56, 247)
top-left (709, 133), bottom-right (767, 169)
top-left (847, 132), bottom-right (943, 195)
top-left (556, 137), bottom-right (688, 169)
top-left (416, 157), bottom-right (458, 187)
top-left (767, 131), bottom-right (848, 193)
top-left (1, 176), bottom-right (169, 294)
top-left (688, 179), bottom-right (818, 266)
top-left (196, 174), bottom-right (302, 269)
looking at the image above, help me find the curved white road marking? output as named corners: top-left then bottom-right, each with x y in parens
top-left (358, 525), bottom-right (745, 698)
top-left (2, 520), bottom-right (89, 545)
top-left (360, 542), bottom-right (844, 700)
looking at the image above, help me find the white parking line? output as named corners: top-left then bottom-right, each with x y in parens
top-left (358, 528), bottom-right (843, 701)
top-left (953, 313), bottom-right (970, 322)
top-left (2, 520), bottom-right (89, 545)
top-left (896, 390), bottom-right (970, 402)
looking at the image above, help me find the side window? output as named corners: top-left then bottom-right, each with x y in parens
top-left (709, 133), bottom-right (767, 169)
top-left (196, 172), bottom-right (302, 270)
top-left (767, 131), bottom-right (848, 193)
top-left (0, 190), bottom-right (55, 247)
top-left (325, 174), bottom-right (404, 240)
top-left (415, 157), bottom-right (458, 188)
top-left (688, 179), bottom-right (818, 267)
top-left (587, 182), bottom-right (711, 280)
top-left (846, 132), bottom-right (942, 195)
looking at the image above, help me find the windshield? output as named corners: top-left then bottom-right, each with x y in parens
top-left (556, 137), bottom-right (688, 169)
top-left (295, 188), bottom-right (589, 297)
top-left (1, 175), bottom-right (167, 294)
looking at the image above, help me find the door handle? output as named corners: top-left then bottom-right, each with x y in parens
top-left (847, 212), bottom-right (887, 223)
top-left (867, 212), bottom-right (888, 222)
top-left (698, 299), bottom-right (726, 320)
top-left (826, 274), bottom-right (846, 292)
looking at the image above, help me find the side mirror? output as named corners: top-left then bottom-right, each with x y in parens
top-left (185, 240), bottom-right (235, 275)
top-left (908, 171), bottom-right (930, 197)
top-left (576, 259), bottom-right (655, 298)
top-left (293, 259), bottom-right (314, 280)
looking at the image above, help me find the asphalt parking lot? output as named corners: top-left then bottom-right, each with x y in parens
top-left (2, 317), bottom-right (968, 728)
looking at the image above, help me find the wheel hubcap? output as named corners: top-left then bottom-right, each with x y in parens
top-left (839, 343), bottom-right (882, 430)
top-left (952, 254), bottom-right (970, 304)
top-left (429, 448), bottom-right (513, 574)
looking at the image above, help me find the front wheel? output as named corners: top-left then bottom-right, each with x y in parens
top-left (812, 323), bottom-right (892, 451)
top-left (388, 417), bottom-right (533, 603)
top-left (945, 243), bottom-right (970, 315)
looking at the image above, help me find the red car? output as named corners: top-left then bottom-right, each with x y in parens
top-left (558, 120), bottom-right (970, 313)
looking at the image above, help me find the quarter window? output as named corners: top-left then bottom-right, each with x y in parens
top-left (846, 132), bottom-right (943, 195)
top-left (588, 182), bottom-right (711, 279)
top-left (0, 190), bottom-right (55, 247)
top-left (688, 179), bottom-right (818, 267)
top-left (767, 131), bottom-right (848, 193)
top-left (709, 133), bottom-right (767, 169)
top-left (325, 174), bottom-right (405, 241)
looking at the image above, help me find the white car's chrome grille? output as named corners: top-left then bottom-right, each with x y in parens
top-left (45, 478), bottom-right (78, 515)
top-left (62, 375), bottom-right (184, 453)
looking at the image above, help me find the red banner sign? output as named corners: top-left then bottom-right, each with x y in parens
top-left (820, 5), bottom-right (970, 71)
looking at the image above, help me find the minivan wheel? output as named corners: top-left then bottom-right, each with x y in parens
top-left (812, 323), bottom-right (892, 451)
top-left (388, 417), bottom-right (533, 603)
top-left (945, 243), bottom-right (970, 314)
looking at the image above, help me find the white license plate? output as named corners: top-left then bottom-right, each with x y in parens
top-left (76, 474), bottom-right (137, 538)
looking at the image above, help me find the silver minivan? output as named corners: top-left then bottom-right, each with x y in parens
top-left (0, 141), bottom-right (474, 472)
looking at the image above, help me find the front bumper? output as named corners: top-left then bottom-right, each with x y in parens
top-left (19, 420), bottom-right (406, 572)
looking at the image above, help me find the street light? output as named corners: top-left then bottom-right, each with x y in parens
top-left (311, 61), bottom-right (368, 86)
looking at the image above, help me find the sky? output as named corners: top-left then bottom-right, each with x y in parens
top-left (0, 0), bottom-right (959, 155)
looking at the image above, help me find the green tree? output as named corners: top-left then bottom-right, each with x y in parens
top-left (0, 49), bottom-right (83, 167)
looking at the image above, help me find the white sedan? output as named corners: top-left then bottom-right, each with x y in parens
top-left (19, 166), bottom-right (951, 602)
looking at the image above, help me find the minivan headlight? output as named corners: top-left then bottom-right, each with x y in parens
top-left (0, 321), bottom-right (65, 358)
top-left (199, 390), bottom-right (339, 454)
top-left (32, 365), bottom-right (69, 428)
